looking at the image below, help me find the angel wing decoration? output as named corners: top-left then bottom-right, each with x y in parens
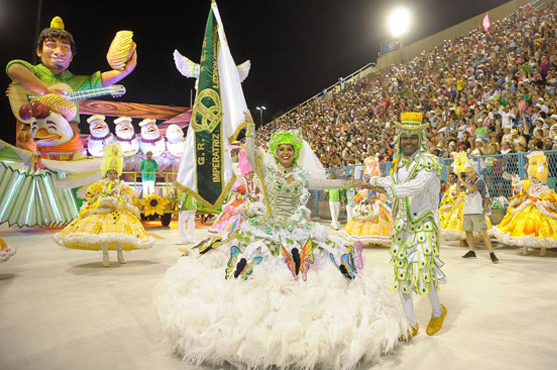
top-left (173, 49), bottom-right (251, 82)
top-left (236, 60), bottom-right (251, 83)
top-left (173, 50), bottom-right (200, 79)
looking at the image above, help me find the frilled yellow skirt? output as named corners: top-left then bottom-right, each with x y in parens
top-left (341, 202), bottom-right (393, 245)
top-left (53, 207), bottom-right (154, 251)
top-left (440, 197), bottom-right (492, 239)
top-left (492, 200), bottom-right (557, 248)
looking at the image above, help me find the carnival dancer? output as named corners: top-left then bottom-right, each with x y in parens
top-left (0, 237), bottom-right (16, 263)
top-left (208, 149), bottom-right (261, 235)
top-left (52, 143), bottom-right (154, 267)
top-left (341, 187), bottom-right (394, 246)
top-left (440, 171), bottom-right (493, 241)
top-left (367, 112), bottom-right (447, 339)
top-left (341, 156), bottom-right (393, 246)
top-left (492, 151), bottom-right (557, 256)
top-left (155, 112), bottom-right (407, 370)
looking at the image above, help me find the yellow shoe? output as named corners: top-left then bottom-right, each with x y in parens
top-left (426, 304), bottom-right (447, 336)
top-left (399, 323), bottom-right (419, 342)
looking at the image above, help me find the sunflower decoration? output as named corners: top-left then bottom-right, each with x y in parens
top-left (141, 194), bottom-right (169, 217)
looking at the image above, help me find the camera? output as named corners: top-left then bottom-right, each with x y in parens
top-left (461, 173), bottom-right (467, 179)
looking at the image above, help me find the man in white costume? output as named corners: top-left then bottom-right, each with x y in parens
top-left (368, 112), bottom-right (447, 340)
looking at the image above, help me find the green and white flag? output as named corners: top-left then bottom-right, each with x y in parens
top-left (176, 0), bottom-right (248, 208)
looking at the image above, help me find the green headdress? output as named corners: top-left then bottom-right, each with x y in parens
top-left (268, 130), bottom-right (304, 165)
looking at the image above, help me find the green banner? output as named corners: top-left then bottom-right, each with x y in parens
top-left (190, 7), bottom-right (228, 208)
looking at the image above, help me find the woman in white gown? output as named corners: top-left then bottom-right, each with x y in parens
top-left (155, 114), bottom-right (407, 370)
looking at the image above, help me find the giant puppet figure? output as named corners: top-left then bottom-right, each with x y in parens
top-left (6, 16), bottom-right (136, 151)
top-left (367, 112), bottom-right (447, 340)
top-left (0, 94), bottom-right (102, 228)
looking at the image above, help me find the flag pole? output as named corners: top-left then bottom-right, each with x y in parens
top-left (254, 148), bottom-right (271, 216)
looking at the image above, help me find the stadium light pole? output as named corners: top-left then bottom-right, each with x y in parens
top-left (387, 7), bottom-right (411, 62)
top-left (256, 106), bottom-right (266, 125)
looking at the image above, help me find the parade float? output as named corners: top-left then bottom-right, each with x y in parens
top-left (0, 18), bottom-right (190, 228)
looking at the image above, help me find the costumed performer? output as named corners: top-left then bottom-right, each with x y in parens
top-left (0, 237), bottom-right (16, 263)
top-left (492, 151), bottom-right (557, 256)
top-left (6, 16), bottom-right (137, 151)
top-left (208, 148), bottom-right (262, 235)
top-left (367, 112), bottom-right (447, 339)
top-left (155, 112), bottom-right (407, 370)
top-left (341, 156), bottom-right (393, 246)
top-left (52, 143), bottom-right (154, 267)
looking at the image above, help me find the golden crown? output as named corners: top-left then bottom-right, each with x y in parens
top-left (400, 112), bottom-right (423, 125)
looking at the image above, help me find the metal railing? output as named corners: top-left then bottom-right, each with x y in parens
top-left (308, 150), bottom-right (557, 221)
top-left (121, 170), bottom-right (178, 199)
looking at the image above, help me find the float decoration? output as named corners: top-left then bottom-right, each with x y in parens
top-left (140, 194), bottom-right (169, 217)
top-left (107, 31), bottom-right (136, 71)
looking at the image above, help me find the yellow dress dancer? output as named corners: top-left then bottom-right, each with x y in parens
top-left (492, 152), bottom-right (557, 256)
top-left (341, 189), bottom-right (393, 245)
top-left (439, 183), bottom-right (493, 239)
top-left (0, 236), bottom-right (16, 263)
top-left (53, 144), bottom-right (154, 266)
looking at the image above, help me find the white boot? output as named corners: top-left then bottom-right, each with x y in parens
top-left (116, 244), bottom-right (126, 264)
top-left (102, 244), bottom-right (110, 267)
top-left (102, 252), bottom-right (110, 267)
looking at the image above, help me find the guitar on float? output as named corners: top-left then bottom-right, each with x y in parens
top-left (7, 82), bottom-right (126, 124)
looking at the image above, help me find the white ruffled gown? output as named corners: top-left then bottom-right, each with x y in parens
top-left (155, 137), bottom-right (407, 370)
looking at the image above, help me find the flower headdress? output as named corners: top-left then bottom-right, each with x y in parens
top-left (268, 130), bottom-right (304, 165)
top-left (101, 142), bottom-right (123, 177)
top-left (527, 151), bottom-right (548, 184)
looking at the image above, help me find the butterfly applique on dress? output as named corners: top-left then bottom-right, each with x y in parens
top-left (282, 238), bottom-right (314, 281)
top-left (330, 241), bottom-right (364, 280)
top-left (225, 246), bottom-right (263, 280)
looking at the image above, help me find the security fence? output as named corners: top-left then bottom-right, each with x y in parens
top-left (308, 150), bottom-right (557, 223)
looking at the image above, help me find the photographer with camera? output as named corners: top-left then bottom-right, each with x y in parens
top-left (457, 165), bottom-right (499, 264)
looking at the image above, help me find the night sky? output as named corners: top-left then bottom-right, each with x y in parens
top-left (0, 0), bottom-right (509, 143)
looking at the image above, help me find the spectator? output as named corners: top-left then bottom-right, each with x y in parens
top-left (140, 151), bottom-right (159, 196)
top-left (457, 165), bottom-right (499, 263)
top-left (253, 4), bottom-right (557, 172)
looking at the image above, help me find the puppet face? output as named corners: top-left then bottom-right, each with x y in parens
top-left (115, 122), bottom-right (135, 140)
top-left (165, 124), bottom-right (184, 143)
top-left (37, 37), bottom-right (73, 73)
top-left (30, 111), bottom-right (74, 147)
top-left (89, 119), bottom-right (110, 138)
top-left (140, 122), bottom-right (160, 140)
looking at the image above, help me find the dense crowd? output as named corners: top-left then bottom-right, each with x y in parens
top-left (255, 3), bottom-right (557, 169)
